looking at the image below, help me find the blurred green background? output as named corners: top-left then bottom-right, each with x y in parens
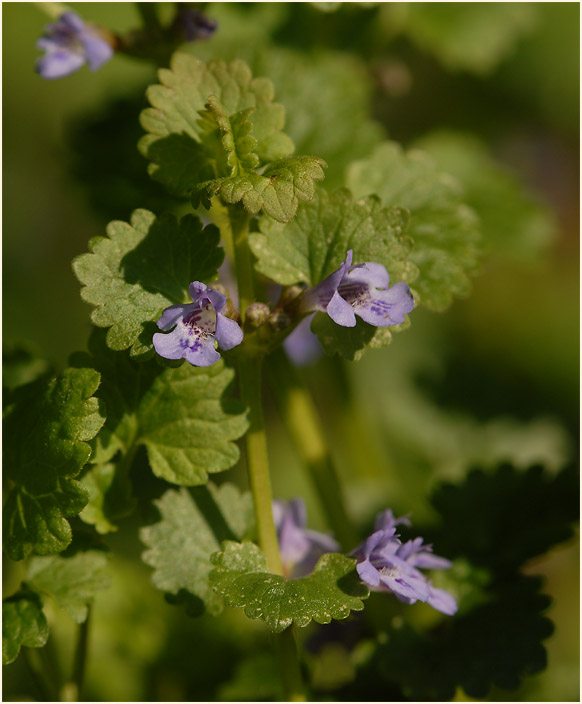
top-left (3, 2), bottom-right (579, 701)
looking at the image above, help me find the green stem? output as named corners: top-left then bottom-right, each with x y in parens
top-left (230, 207), bottom-right (254, 321)
top-left (24, 647), bottom-right (59, 702)
top-left (275, 628), bottom-right (307, 702)
top-left (61, 607), bottom-right (91, 702)
top-left (238, 355), bottom-right (282, 575)
top-left (267, 350), bottom-right (358, 550)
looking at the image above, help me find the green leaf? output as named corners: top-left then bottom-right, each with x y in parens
top-left (26, 550), bottom-right (111, 624)
top-left (414, 130), bottom-right (556, 259)
top-left (72, 210), bottom-right (223, 358)
top-left (139, 54), bottom-right (326, 222)
top-left (79, 463), bottom-right (132, 535)
top-left (209, 541), bottom-right (369, 632)
top-left (358, 575), bottom-right (553, 700)
top-left (389, 2), bottom-right (537, 75)
top-left (311, 314), bottom-right (411, 361)
top-left (347, 141), bottom-right (481, 311)
top-left (3, 368), bottom-right (105, 561)
top-left (429, 463), bottom-right (579, 572)
top-left (139, 55), bottom-right (294, 192)
top-left (140, 484), bottom-right (254, 616)
top-left (2, 591), bottom-right (49, 665)
top-left (251, 187), bottom-right (415, 287)
top-left (74, 328), bottom-right (248, 489)
top-left (2, 342), bottom-right (52, 392)
top-left (194, 152), bottom-right (327, 223)
top-left (252, 48), bottom-right (385, 191)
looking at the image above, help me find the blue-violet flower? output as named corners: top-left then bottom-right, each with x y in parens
top-left (300, 250), bottom-right (414, 327)
top-left (273, 498), bottom-right (340, 578)
top-left (153, 282), bottom-right (243, 367)
top-left (36, 12), bottom-right (113, 80)
top-left (351, 508), bottom-right (457, 615)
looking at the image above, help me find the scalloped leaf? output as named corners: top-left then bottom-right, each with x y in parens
top-left (73, 328), bottom-right (248, 490)
top-left (3, 368), bottom-right (105, 561)
top-left (26, 550), bottom-right (111, 624)
top-left (209, 541), bottom-right (369, 632)
top-left (194, 153), bottom-right (327, 223)
top-left (347, 141), bottom-right (481, 312)
top-left (139, 55), bottom-right (295, 196)
top-left (141, 484), bottom-right (254, 616)
top-left (2, 590), bottom-right (49, 665)
top-left (428, 463), bottom-right (579, 572)
top-left (357, 575), bottom-right (553, 700)
top-left (72, 210), bottom-right (223, 359)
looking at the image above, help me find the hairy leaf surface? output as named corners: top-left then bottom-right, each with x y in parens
top-left (210, 541), bottom-right (369, 632)
top-left (3, 368), bottom-right (104, 561)
top-left (2, 591), bottom-right (49, 665)
top-left (141, 484), bottom-right (254, 616)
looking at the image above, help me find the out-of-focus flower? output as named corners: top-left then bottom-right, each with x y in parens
top-left (273, 498), bottom-right (340, 578)
top-left (174, 8), bottom-right (218, 41)
top-left (300, 250), bottom-right (414, 328)
top-left (351, 509), bottom-right (457, 615)
top-left (283, 314), bottom-right (323, 365)
top-left (36, 12), bottom-right (113, 80)
top-left (153, 282), bottom-right (243, 367)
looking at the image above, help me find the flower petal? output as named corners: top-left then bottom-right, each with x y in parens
top-left (36, 49), bottom-right (85, 79)
top-left (355, 281), bottom-right (414, 326)
top-left (80, 33), bottom-right (113, 71)
top-left (215, 313), bottom-right (243, 350)
top-left (156, 303), bottom-right (192, 331)
top-left (345, 261), bottom-right (390, 289)
top-left (356, 559), bottom-right (382, 587)
top-left (427, 587), bottom-right (458, 615)
top-left (327, 290), bottom-right (357, 327)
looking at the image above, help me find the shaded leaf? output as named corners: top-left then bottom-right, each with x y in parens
top-left (3, 368), bottom-right (105, 561)
top-left (388, 2), bottom-right (537, 75)
top-left (428, 463), bottom-right (579, 572)
top-left (26, 550), bottom-right (111, 624)
top-left (2, 591), bottom-right (48, 665)
top-left (72, 210), bottom-right (223, 359)
top-left (347, 141), bottom-right (481, 311)
top-left (73, 328), bottom-right (248, 490)
top-left (415, 130), bottom-right (556, 259)
top-left (141, 484), bottom-right (254, 615)
top-left (357, 575), bottom-right (553, 700)
top-left (210, 541), bottom-right (369, 632)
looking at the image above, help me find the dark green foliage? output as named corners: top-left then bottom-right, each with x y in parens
top-left (429, 463), bottom-right (579, 572)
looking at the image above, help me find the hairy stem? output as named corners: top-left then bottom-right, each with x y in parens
top-left (61, 608), bottom-right (91, 702)
top-left (230, 207), bottom-right (254, 321)
top-left (267, 349), bottom-right (358, 550)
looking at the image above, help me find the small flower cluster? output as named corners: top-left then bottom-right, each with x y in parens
top-left (273, 499), bottom-right (457, 615)
top-left (350, 509), bottom-right (458, 615)
top-left (153, 251), bottom-right (414, 367)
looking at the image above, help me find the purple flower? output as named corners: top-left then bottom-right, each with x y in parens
top-left (300, 250), bottom-right (414, 328)
top-left (36, 12), bottom-right (113, 80)
top-left (351, 509), bottom-right (457, 615)
top-left (273, 499), bottom-right (340, 578)
top-left (153, 282), bottom-right (243, 367)
top-left (283, 314), bottom-right (323, 366)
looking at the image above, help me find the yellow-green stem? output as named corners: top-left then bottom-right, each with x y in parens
top-left (267, 350), bottom-right (358, 550)
top-left (238, 355), bottom-right (283, 575)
